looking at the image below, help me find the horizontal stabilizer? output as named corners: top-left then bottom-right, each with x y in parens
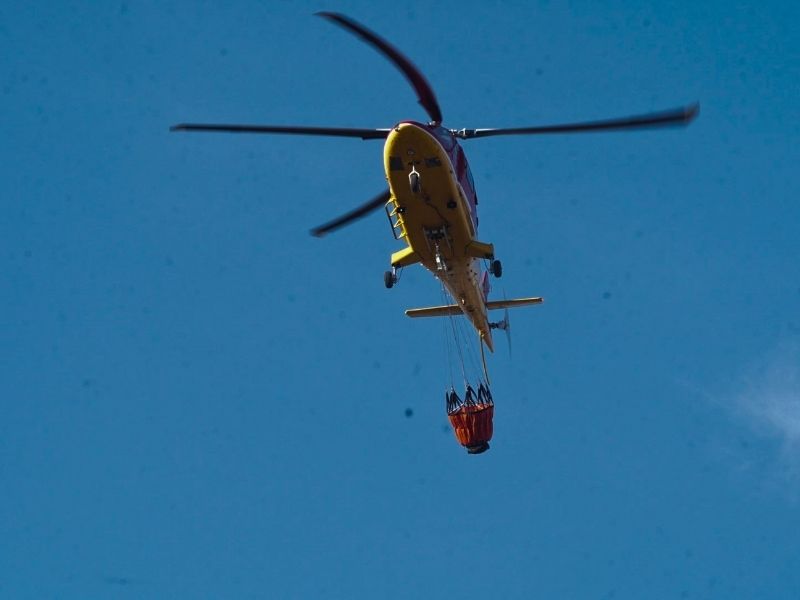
top-left (405, 304), bottom-right (462, 318)
top-left (486, 297), bottom-right (543, 310)
top-left (405, 296), bottom-right (543, 318)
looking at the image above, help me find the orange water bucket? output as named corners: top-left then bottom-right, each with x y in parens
top-left (448, 403), bottom-right (494, 454)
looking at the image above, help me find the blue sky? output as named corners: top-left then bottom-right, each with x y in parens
top-left (2, 1), bottom-right (799, 597)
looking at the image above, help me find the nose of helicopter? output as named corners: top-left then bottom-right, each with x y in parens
top-left (386, 121), bottom-right (428, 150)
top-left (386, 121), bottom-right (455, 150)
top-left (384, 121), bottom-right (455, 174)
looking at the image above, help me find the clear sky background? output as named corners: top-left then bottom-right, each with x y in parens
top-left (2, 1), bottom-right (799, 598)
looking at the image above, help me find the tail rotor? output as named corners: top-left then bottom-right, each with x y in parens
top-left (489, 303), bottom-right (512, 357)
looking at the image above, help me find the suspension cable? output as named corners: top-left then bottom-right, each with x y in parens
top-left (439, 281), bottom-right (455, 388)
top-left (440, 279), bottom-right (468, 385)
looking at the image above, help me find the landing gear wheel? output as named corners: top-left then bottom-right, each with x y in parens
top-left (384, 270), bottom-right (395, 289)
top-left (409, 170), bottom-right (421, 194)
top-left (491, 259), bottom-right (503, 278)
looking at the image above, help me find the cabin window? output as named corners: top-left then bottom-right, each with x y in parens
top-left (465, 163), bottom-right (475, 190)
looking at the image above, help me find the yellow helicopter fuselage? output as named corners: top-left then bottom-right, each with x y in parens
top-left (383, 122), bottom-right (497, 351)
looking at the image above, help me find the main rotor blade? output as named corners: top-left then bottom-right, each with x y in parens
top-left (454, 103), bottom-right (699, 139)
top-left (170, 123), bottom-right (390, 140)
top-left (316, 11), bottom-right (443, 125)
top-left (310, 189), bottom-right (392, 237)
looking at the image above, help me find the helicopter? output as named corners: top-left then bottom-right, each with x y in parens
top-left (171, 11), bottom-right (698, 357)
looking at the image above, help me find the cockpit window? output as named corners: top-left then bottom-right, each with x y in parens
top-left (432, 126), bottom-right (454, 150)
